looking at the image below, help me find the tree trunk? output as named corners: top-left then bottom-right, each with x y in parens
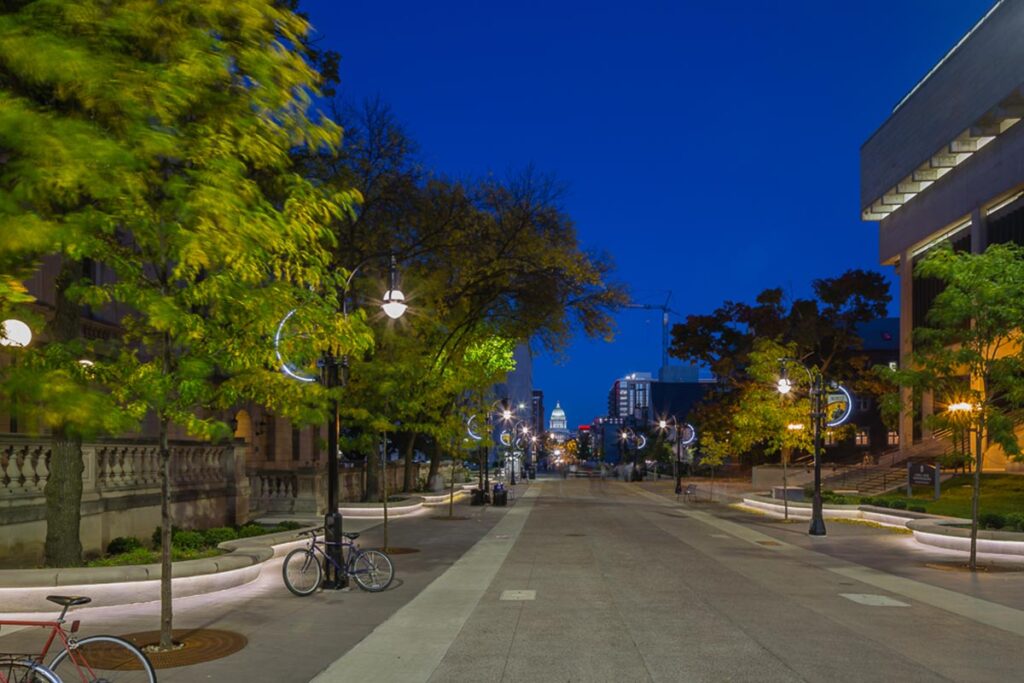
top-left (364, 443), bottom-right (380, 502)
top-left (44, 429), bottom-right (84, 567)
top-left (43, 258), bottom-right (85, 568)
top-left (969, 419), bottom-right (984, 571)
top-left (402, 432), bottom-right (417, 493)
top-left (427, 439), bottom-right (441, 485)
top-left (449, 441), bottom-right (457, 518)
top-left (159, 415), bottom-right (174, 650)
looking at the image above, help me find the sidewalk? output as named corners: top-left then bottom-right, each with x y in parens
top-left (0, 481), bottom-right (535, 682)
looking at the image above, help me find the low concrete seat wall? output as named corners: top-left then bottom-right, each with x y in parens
top-left (739, 495), bottom-right (1024, 557)
top-left (0, 527), bottom-right (312, 613)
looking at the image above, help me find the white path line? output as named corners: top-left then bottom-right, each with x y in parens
top-left (311, 486), bottom-right (541, 683)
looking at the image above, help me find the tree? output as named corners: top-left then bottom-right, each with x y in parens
top-left (3, 0), bottom-right (371, 649)
top-left (670, 270), bottom-right (889, 464)
top-left (888, 242), bottom-right (1024, 570)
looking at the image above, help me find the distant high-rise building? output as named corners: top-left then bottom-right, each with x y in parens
top-left (548, 401), bottom-right (570, 442)
top-left (608, 372), bottom-right (653, 423)
top-left (531, 390), bottom-right (545, 439)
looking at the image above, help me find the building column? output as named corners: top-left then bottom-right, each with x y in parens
top-left (898, 250), bottom-right (913, 451)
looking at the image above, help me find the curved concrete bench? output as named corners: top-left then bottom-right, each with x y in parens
top-left (338, 496), bottom-right (424, 519)
top-left (741, 495), bottom-right (1024, 556)
top-left (906, 517), bottom-right (1024, 556)
top-left (421, 489), bottom-right (471, 506)
top-left (0, 526), bottom-right (314, 613)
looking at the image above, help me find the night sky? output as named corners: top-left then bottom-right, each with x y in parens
top-left (301, 0), bottom-right (994, 427)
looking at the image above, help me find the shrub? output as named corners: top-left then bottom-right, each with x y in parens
top-left (237, 524), bottom-right (270, 538)
top-left (889, 499), bottom-right (908, 510)
top-left (908, 505), bottom-right (927, 513)
top-left (859, 497), bottom-right (875, 506)
top-left (1004, 512), bottom-right (1024, 532)
top-left (152, 525), bottom-right (182, 549)
top-left (89, 547), bottom-right (159, 567)
top-left (106, 536), bottom-right (142, 555)
top-left (980, 512), bottom-right (1006, 530)
top-left (277, 521), bottom-right (302, 531)
top-left (871, 499), bottom-right (890, 508)
top-left (172, 530), bottom-right (206, 551)
top-left (202, 527), bottom-right (237, 546)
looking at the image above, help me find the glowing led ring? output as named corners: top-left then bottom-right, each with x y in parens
top-left (637, 434), bottom-right (648, 450)
top-left (275, 309), bottom-right (317, 383)
top-left (825, 384), bottom-right (853, 428)
top-left (680, 423), bottom-right (697, 446)
top-left (466, 415), bottom-right (483, 441)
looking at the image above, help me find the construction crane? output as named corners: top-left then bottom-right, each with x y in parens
top-left (624, 292), bottom-right (678, 373)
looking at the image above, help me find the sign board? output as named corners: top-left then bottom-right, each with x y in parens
top-left (907, 462), bottom-right (941, 500)
top-left (825, 385), bottom-right (853, 427)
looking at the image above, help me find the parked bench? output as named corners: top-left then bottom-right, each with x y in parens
top-left (681, 484), bottom-right (697, 501)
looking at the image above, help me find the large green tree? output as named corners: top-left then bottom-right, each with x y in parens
top-left (0, 0), bottom-right (369, 649)
top-left (889, 242), bottom-right (1024, 570)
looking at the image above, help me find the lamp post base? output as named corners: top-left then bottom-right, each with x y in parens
top-left (808, 512), bottom-right (827, 536)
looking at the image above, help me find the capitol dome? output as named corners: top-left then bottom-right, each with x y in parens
top-left (549, 401), bottom-right (569, 441)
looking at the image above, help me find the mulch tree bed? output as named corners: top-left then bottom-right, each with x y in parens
top-left (114, 629), bottom-right (247, 669)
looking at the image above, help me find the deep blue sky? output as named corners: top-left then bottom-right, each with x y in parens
top-left (302, 0), bottom-right (994, 427)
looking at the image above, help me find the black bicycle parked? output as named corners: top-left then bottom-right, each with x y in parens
top-left (282, 528), bottom-right (394, 596)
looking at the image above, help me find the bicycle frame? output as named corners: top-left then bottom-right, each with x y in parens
top-left (302, 531), bottom-right (361, 579)
top-left (0, 609), bottom-right (101, 682)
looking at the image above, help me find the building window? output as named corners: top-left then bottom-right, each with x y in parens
top-left (824, 431), bottom-right (836, 446)
top-left (858, 397), bottom-right (871, 412)
top-left (292, 427), bottom-right (300, 461)
top-left (855, 430), bottom-right (869, 447)
top-left (887, 430), bottom-right (900, 446)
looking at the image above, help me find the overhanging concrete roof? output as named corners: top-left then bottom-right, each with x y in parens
top-left (861, 0), bottom-right (1024, 221)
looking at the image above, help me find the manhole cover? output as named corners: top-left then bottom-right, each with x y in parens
top-left (565, 533), bottom-right (585, 537)
top-left (374, 547), bottom-right (420, 554)
top-left (121, 629), bottom-right (247, 669)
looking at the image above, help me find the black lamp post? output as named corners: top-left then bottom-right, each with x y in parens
top-left (277, 255), bottom-right (406, 589)
top-left (777, 359), bottom-right (828, 537)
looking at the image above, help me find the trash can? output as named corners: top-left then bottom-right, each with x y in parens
top-left (471, 488), bottom-right (486, 506)
top-left (528, 468), bottom-right (536, 480)
top-left (492, 483), bottom-right (508, 507)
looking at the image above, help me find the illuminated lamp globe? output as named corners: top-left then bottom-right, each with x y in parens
top-left (0, 319), bottom-right (32, 348)
top-left (777, 378), bottom-right (793, 395)
top-left (381, 289), bottom-right (407, 319)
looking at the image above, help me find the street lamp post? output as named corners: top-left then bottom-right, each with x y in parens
top-left (619, 427), bottom-right (646, 481)
top-left (277, 255), bottom-right (406, 588)
top-left (776, 359), bottom-right (851, 537)
top-left (658, 418), bottom-right (696, 496)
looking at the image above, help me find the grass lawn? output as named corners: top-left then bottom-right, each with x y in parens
top-left (866, 474), bottom-right (1024, 519)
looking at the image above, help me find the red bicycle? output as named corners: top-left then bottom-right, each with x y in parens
top-left (0, 595), bottom-right (156, 683)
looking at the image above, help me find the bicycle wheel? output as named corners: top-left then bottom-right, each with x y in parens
top-left (2, 661), bottom-right (61, 683)
top-left (49, 635), bottom-right (156, 682)
top-left (283, 548), bottom-right (322, 596)
top-left (351, 549), bottom-right (394, 592)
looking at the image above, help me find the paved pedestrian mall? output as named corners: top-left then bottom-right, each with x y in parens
top-left (4, 478), bottom-right (1024, 682)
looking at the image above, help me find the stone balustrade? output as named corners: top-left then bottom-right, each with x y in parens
top-left (0, 436), bottom-right (247, 566)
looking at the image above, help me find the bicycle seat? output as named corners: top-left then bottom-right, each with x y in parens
top-left (46, 596), bottom-right (91, 607)
top-left (342, 532), bottom-right (360, 540)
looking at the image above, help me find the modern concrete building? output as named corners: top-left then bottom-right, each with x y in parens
top-left (861, 0), bottom-right (1024, 470)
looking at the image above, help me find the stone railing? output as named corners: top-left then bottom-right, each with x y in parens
top-left (0, 436), bottom-right (248, 566)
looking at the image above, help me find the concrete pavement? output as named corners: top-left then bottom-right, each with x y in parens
top-left (5, 477), bottom-right (1024, 681)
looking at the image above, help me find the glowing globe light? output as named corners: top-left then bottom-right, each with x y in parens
top-left (0, 319), bottom-right (31, 348)
top-left (777, 377), bottom-right (793, 395)
top-left (381, 289), bottom-right (407, 319)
